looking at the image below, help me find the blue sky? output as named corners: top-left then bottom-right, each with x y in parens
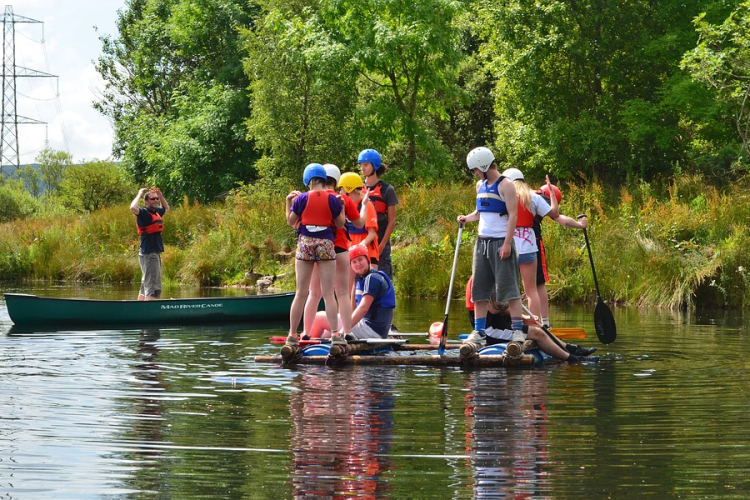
top-left (11, 0), bottom-right (125, 164)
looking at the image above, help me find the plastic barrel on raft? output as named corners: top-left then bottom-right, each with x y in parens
top-left (302, 344), bottom-right (332, 356)
top-left (478, 344), bottom-right (547, 365)
top-left (429, 322), bottom-right (443, 344)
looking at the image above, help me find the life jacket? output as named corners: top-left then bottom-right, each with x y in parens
top-left (516, 199), bottom-right (534, 228)
top-left (366, 181), bottom-right (389, 215)
top-left (476, 177), bottom-right (508, 214)
top-left (354, 270), bottom-right (396, 308)
top-left (299, 191), bottom-right (334, 227)
top-left (137, 210), bottom-right (164, 235)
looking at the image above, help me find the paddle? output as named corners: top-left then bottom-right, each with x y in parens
top-left (438, 223), bottom-right (464, 355)
top-left (578, 215), bottom-right (617, 344)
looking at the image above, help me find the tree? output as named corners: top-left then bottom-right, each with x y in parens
top-left (36, 148), bottom-right (72, 193)
top-left (471, 0), bottom-right (736, 183)
top-left (242, 0), bottom-right (359, 180)
top-left (682, 2), bottom-right (750, 164)
top-left (55, 160), bottom-right (135, 213)
top-left (18, 165), bottom-right (42, 198)
top-left (95, 0), bottom-right (261, 202)
top-left (320, 0), bottom-right (464, 179)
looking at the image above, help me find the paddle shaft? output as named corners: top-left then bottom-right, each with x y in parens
top-left (577, 215), bottom-right (617, 344)
top-left (578, 216), bottom-right (602, 299)
top-left (438, 224), bottom-right (464, 355)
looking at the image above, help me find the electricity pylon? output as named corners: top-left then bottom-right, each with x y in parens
top-left (1, 5), bottom-right (56, 175)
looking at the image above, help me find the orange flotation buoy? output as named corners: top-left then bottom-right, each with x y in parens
top-left (429, 322), bottom-right (444, 344)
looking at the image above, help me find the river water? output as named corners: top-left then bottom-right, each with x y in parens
top-left (1, 284), bottom-right (750, 499)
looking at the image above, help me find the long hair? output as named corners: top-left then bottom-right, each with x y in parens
top-left (513, 179), bottom-right (532, 210)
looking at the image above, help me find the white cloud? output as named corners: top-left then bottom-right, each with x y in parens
top-left (6, 1), bottom-right (124, 165)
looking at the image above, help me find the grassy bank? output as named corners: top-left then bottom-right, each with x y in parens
top-left (2, 174), bottom-right (749, 310)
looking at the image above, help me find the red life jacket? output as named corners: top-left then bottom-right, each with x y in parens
top-left (299, 190), bottom-right (334, 227)
top-left (367, 181), bottom-right (389, 215)
top-left (516, 199), bottom-right (534, 228)
top-left (137, 210), bottom-right (164, 235)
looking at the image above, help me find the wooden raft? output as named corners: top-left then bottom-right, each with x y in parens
top-left (255, 353), bottom-right (537, 367)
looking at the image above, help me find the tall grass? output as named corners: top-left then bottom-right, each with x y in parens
top-left (2, 174), bottom-right (750, 309)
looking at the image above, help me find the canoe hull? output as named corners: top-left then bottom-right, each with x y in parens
top-left (3, 292), bottom-right (295, 327)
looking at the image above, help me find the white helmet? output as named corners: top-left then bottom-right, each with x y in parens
top-left (323, 163), bottom-right (341, 184)
top-left (466, 147), bottom-right (495, 172)
top-left (501, 168), bottom-right (524, 181)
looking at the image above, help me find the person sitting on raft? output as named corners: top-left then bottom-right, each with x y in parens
top-left (311, 244), bottom-right (395, 341)
top-left (465, 275), bottom-right (598, 362)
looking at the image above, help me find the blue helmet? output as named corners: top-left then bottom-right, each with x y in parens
top-left (303, 163), bottom-right (327, 186)
top-left (357, 149), bottom-right (382, 171)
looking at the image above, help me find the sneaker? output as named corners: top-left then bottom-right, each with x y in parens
top-left (566, 343), bottom-right (598, 356)
top-left (463, 330), bottom-right (486, 345)
top-left (344, 333), bottom-right (356, 342)
top-left (285, 335), bottom-right (299, 347)
top-left (300, 333), bottom-right (311, 341)
top-left (331, 334), bottom-right (347, 345)
top-left (511, 329), bottom-right (526, 343)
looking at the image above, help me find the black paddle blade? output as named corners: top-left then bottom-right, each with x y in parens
top-left (594, 299), bottom-right (617, 344)
top-left (438, 314), bottom-right (449, 355)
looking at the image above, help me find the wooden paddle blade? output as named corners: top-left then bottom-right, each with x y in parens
top-left (549, 327), bottom-right (586, 340)
top-left (594, 300), bottom-right (617, 344)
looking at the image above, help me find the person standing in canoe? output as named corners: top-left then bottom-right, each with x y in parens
top-left (311, 244), bottom-right (395, 340)
top-left (339, 172), bottom-right (379, 269)
top-left (302, 164), bottom-right (368, 338)
top-left (285, 164), bottom-right (346, 346)
top-left (359, 149), bottom-right (398, 280)
top-left (457, 146), bottom-right (525, 346)
top-left (131, 187), bottom-right (170, 301)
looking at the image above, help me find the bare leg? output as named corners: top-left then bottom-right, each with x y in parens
top-left (537, 282), bottom-right (549, 320)
top-left (316, 259), bottom-right (340, 333)
top-left (289, 259), bottom-right (315, 336)
top-left (335, 252), bottom-right (353, 333)
top-left (526, 326), bottom-right (570, 360)
top-left (520, 261), bottom-right (541, 320)
top-left (303, 264), bottom-right (322, 335)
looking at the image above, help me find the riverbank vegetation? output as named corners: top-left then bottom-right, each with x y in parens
top-left (2, 174), bottom-right (750, 310)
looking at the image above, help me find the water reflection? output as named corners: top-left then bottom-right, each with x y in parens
top-left (464, 369), bottom-right (552, 499)
top-left (289, 368), bottom-right (397, 498)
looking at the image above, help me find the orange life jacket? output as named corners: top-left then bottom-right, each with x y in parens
top-left (367, 181), bottom-right (388, 215)
top-left (516, 200), bottom-right (534, 228)
top-left (137, 210), bottom-right (164, 235)
top-left (299, 190), bottom-right (334, 227)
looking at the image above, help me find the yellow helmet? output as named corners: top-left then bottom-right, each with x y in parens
top-left (338, 172), bottom-right (364, 193)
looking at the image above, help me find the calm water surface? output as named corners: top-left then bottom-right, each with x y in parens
top-left (2, 284), bottom-right (750, 499)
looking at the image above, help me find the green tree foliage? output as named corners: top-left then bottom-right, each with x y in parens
top-left (17, 165), bottom-right (42, 198)
top-left (321, 0), bottom-right (464, 181)
top-left (0, 179), bottom-right (39, 222)
top-left (95, 0), bottom-right (260, 202)
top-left (54, 160), bottom-right (135, 213)
top-left (471, 0), bottom-right (736, 182)
top-left (35, 148), bottom-right (73, 193)
top-left (241, 0), bottom-right (358, 180)
top-left (682, 2), bottom-right (750, 165)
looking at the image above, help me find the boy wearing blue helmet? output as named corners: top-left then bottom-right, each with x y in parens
top-left (285, 163), bottom-right (346, 345)
top-left (358, 149), bottom-right (398, 280)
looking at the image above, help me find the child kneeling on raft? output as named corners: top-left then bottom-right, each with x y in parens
top-left (310, 244), bottom-right (395, 342)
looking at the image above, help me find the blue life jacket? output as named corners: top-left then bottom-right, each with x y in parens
top-left (476, 177), bottom-right (508, 215)
top-left (355, 270), bottom-right (396, 309)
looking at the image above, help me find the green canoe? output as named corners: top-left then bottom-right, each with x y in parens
top-left (3, 292), bottom-right (295, 327)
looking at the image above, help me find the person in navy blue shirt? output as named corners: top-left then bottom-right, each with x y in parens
top-left (130, 187), bottom-right (170, 300)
